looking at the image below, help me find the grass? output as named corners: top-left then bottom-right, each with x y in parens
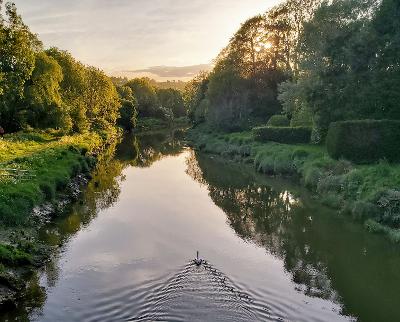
top-left (0, 129), bottom-right (121, 284)
top-left (0, 130), bottom-right (117, 226)
top-left (189, 125), bottom-right (400, 242)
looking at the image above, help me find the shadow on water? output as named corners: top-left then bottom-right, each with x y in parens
top-left (3, 129), bottom-right (400, 322)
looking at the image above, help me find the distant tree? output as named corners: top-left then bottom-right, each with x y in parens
top-left (117, 85), bottom-right (138, 131)
top-left (83, 67), bottom-right (120, 131)
top-left (125, 78), bottom-right (158, 117)
top-left (156, 88), bottom-right (186, 117)
top-left (184, 72), bottom-right (209, 125)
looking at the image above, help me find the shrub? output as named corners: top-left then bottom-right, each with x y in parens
top-left (326, 120), bottom-right (400, 163)
top-left (267, 115), bottom-right (290, 127)
top-left (253, 126), bottom-right (312, 144)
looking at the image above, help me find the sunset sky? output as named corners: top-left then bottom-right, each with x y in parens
top-left (13, 0), bottom-right (280, 80)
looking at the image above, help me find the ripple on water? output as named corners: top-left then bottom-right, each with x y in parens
top-left (49, 260), bottom-right (284, 322)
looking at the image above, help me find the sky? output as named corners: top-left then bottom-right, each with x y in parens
top-left (13, 0), bottom-right (281, 80)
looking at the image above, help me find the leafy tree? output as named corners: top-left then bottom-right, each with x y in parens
top-left (83, 66), bottom-right (120, 131)
top-left (0, 1), bottom-right (41, 131)
top-left (206, 61), bottom-right (249, 130)
top-left (184, 72), bottom-right (209, 125)
top-left (24, 52), bottom-right (68, 130)
top-left (118, 98), bottom-right (138, 131)
top-left (46, 47), bottom-right (89, 133)
top-left (157, 88), bottom-right (185, 117)
top-left (117, 85), bottom-right (138, 131)
top-left (125, 78), bottom-right (158, 117)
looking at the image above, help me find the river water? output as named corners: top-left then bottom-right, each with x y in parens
top-left (3, 130), bottom-right (400, 322)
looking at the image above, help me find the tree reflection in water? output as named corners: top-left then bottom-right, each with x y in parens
top-left (5, 129), bottom-right (186, 320)
top-left (185, 150), bottom-right (400, 322)
top-left (6, 131), bottom-right (400, 322)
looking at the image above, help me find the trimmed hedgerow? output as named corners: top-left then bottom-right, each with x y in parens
top-left (253, 126), bottom-right (312, 144)
top-left (267, 115), bottom-right (290, 127)
top-left (326, 120), bottom-right (400, 164)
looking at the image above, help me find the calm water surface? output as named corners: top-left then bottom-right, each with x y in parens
top-left (3, 130), bottom-right (400, 321)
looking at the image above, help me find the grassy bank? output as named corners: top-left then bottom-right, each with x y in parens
top-left (0, 131), bottom-right (119, 226)
top-left (189, 126), bottom-right (400, 242)
top-left (0, 129), bottom-right (121, 304)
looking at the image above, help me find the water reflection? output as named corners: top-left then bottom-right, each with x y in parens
top-left (186, 151), bottom-right (400, 322)
top-left (3, 130), bottom-right (400, 322)
top-left (1, 129), bottom-right (186, 320)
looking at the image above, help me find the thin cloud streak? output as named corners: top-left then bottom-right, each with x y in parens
top-left (13, 0), bottom-right (281, 79)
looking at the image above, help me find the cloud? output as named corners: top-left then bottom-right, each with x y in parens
top-left (13, 0), bottom-right (280, 70)
top-left (131, 64), bottom-right (212, 78)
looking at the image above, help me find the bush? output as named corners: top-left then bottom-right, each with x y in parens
top-left (253, 126), bottom-right (312, 144)
top-left (267, 115), bottom-right (290, 127)
top-left (326, 120), bottom-right (400, 163)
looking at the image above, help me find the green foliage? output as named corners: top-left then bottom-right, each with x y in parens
top-left (267, 115), bottom-right (290, 127)
top-left (0, 1), bottom-right (122, 136)
top-left (118, 98), bottom-right (138, 131)
top-left (326, 120), bottom-right (400, 163)
top-left (156, 88), bottom-right (186, 117)
top-left (84, 66), bottom-right (120, 131)
top-left (184, 72), bottom-right (209, 125)
top-left (206, 63), bottom-right (250, 131)
top-left (24, 52), bottom-right (69, 130)
top-left (254, 126), bottom-right (311, 144)
top-left (0, 244), bottom-right (32, 266)
top-left (0, 2), bottom-right (41, 132)
top-left (46, 48), bottom-right (89, 133)
top-left (125, 78), bottom-right (158, 117)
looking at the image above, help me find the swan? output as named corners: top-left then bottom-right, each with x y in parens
top-left (194, 251), bottom-right (203, 266)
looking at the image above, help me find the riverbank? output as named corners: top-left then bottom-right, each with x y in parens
top-left (0, 129), bottom-right (120, 305)
top-left (188, 126), bottom-right (400, 242)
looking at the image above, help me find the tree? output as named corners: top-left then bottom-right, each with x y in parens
top-left (156, 88), bottom-right (186, 117)
top-left (116, 85), bottom-right (138, 131)
top-left (184, 72), bottom-right (209, 125)
top-left (84, 67), bottom-right (120, 131)
top-left (46, 47), bottom-right (89, 133)
top-left (0, 2), bottom-right (41, 131)
top-left (24, 52), bottom-right (68, 130)
top-left (279, 0), bottom-right (384, 140)
top-left (125, 78), bottom-right (158, 117)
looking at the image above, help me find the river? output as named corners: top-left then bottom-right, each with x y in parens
top-left (2, 130), bottom-right (400, 322)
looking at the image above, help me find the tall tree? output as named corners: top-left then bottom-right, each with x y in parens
top-left (157, 88), bottom-right (186, 117)
top-left (24, 52), bottom-right (67, 130)
top-left (125, 78), bottom-right (158, 117)
top-left (0, 2), bottom-right (41, 131)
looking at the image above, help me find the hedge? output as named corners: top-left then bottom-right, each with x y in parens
top-left (267, 115), bottom-right (290, 127)
top-left (253, 126), bottom-right (312, 144)
top-left (326, 120), bottom-right (400, 163)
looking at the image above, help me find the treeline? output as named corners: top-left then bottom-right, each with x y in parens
top-left (0, 2), bottom-right (186, 135)
top-left (185, 0), bottom-right (399, 140)
top-left (0, 3), bottom-right (120, 134)
top-left (115, 77), bottom-right (186, 131)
